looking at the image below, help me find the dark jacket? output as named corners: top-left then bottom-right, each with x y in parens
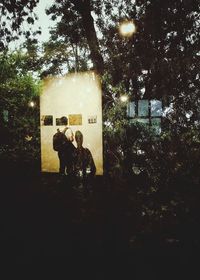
top-left (74, 147), bottom-right (96, 177)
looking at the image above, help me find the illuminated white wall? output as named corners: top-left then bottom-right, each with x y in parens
top-left (40, 72), bottom-right (103, 175)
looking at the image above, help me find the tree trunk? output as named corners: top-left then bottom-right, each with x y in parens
top-left (71, 0), bottom-right (104, 75)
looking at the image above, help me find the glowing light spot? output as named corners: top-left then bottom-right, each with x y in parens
top-left (120, 95), bottom-right (128, 102)
top-left (29, 101), bottom-right (35, 107)
top-left (119, 21), bottom-right (136, 37)
top-left (104, 121), bottom-right (113, 128)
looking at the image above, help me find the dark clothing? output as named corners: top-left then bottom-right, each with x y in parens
top-left (53, 131), bottom-right (67, 152)
top-left (74, 147), bottom-right (96, 178)
top-left (62, 140), bottom-right (76, 175)
top-left (54, 131), bottom-right (67, 174)
top-left (58, 150), bottom-right (66, 174)
top-left (54, 130), bottom-right (76, 175)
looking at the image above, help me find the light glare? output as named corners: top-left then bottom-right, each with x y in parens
top-left (29, 101), bottom-right (35, 107)
top-left (120, 95), bottom-right (128, 102)
top-left (119, 21), bottom-right (136, 37)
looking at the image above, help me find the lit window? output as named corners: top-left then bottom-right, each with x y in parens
top-left (127, 102), bottom-right (136, 117)
top-left (138, 100), bottom-right (149, 117)
top-left (151, 118), bottom-right (162, 134)
top-left (150, 100), bottom-right (162, 117)
top-left (127, 99), bottom-right (162, 134)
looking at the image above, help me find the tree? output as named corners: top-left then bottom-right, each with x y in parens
top-left (1, 0), bottom-right (200, 185)
top-left (46, 0), bottom-right (104, 74)
top-left (0, 0), bottom-right (40, 50)
top-left (0, 50), bottom-right (41, 164)
top-left (40, 37), bottom-right (89, 77)
top-left (46, 1), bottom-right (200, 107)
top-left (45, 1), bottom-right (200, 181)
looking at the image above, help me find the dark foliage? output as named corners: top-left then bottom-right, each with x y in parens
top-left (0, 51), bottom-right (41, 165)
top-left (0, 0), bottom-right (40, 50)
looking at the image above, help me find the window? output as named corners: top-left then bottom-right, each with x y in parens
top-left (127, 102), bottom-right (135, 117)
top-left (138, 100), bottom-right (149, 117)
top-left (150, 100), bottom-right (162, 117)
top-left (127, 99), bottom-right (162, 134)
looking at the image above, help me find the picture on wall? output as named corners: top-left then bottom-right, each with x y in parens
top-left (41, 115), bottom-right (53, 126)
top-left (56, 116), bottom-right (68, 126)
top-left (69, 114), bottom-right (82, 125)
top-left (88, 115), bottom-right (97, 124)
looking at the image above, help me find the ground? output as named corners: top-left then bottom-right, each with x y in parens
top-left (0, 162), bottom-right (199, 278)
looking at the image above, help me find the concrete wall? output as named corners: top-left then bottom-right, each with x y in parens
top-left (40, 72), bottom-right (103, 175)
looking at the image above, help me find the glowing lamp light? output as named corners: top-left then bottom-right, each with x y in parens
top-left (120, 95), bottom-right (128, 102)
top-left (119, 21), bottom-right (136, 37)
top-left (29, 101), bottom-right (35, 107)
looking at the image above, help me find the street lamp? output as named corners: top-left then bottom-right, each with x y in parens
top-left (120, 95), bottom-right (129, 102)
top-left (119, 20), bottom-right (136, 37)
top-left (29, 101), bottom-right (35, 107)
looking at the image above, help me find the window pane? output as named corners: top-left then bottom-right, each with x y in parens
top-left (151, 118), bottom-right (161, 134)
top-left (137, 118), bottom-right (149, 125)
top-left (130, 118), bottom-right (149, 125)
top-left (151, 100), bottom-right (162, 116)
top-left (127, 102), bottom-right (135, 117)
top-left (138, 100), bottom-right (149, 117)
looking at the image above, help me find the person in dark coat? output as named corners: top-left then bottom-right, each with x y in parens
top-left (53, 127), bottom-right (68, 175)
top-left (74, 130), bottom-right (96, 188)
top-left (63, 128), bottom-right (76, 175)
top-left (53, 126), bottom-right (76, 176)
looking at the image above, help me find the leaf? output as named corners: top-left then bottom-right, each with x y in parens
top-left (27, 17), bottom-right (34, 24)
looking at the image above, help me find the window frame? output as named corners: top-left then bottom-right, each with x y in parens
top-left (127, 99), bottom-right (163, 130)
